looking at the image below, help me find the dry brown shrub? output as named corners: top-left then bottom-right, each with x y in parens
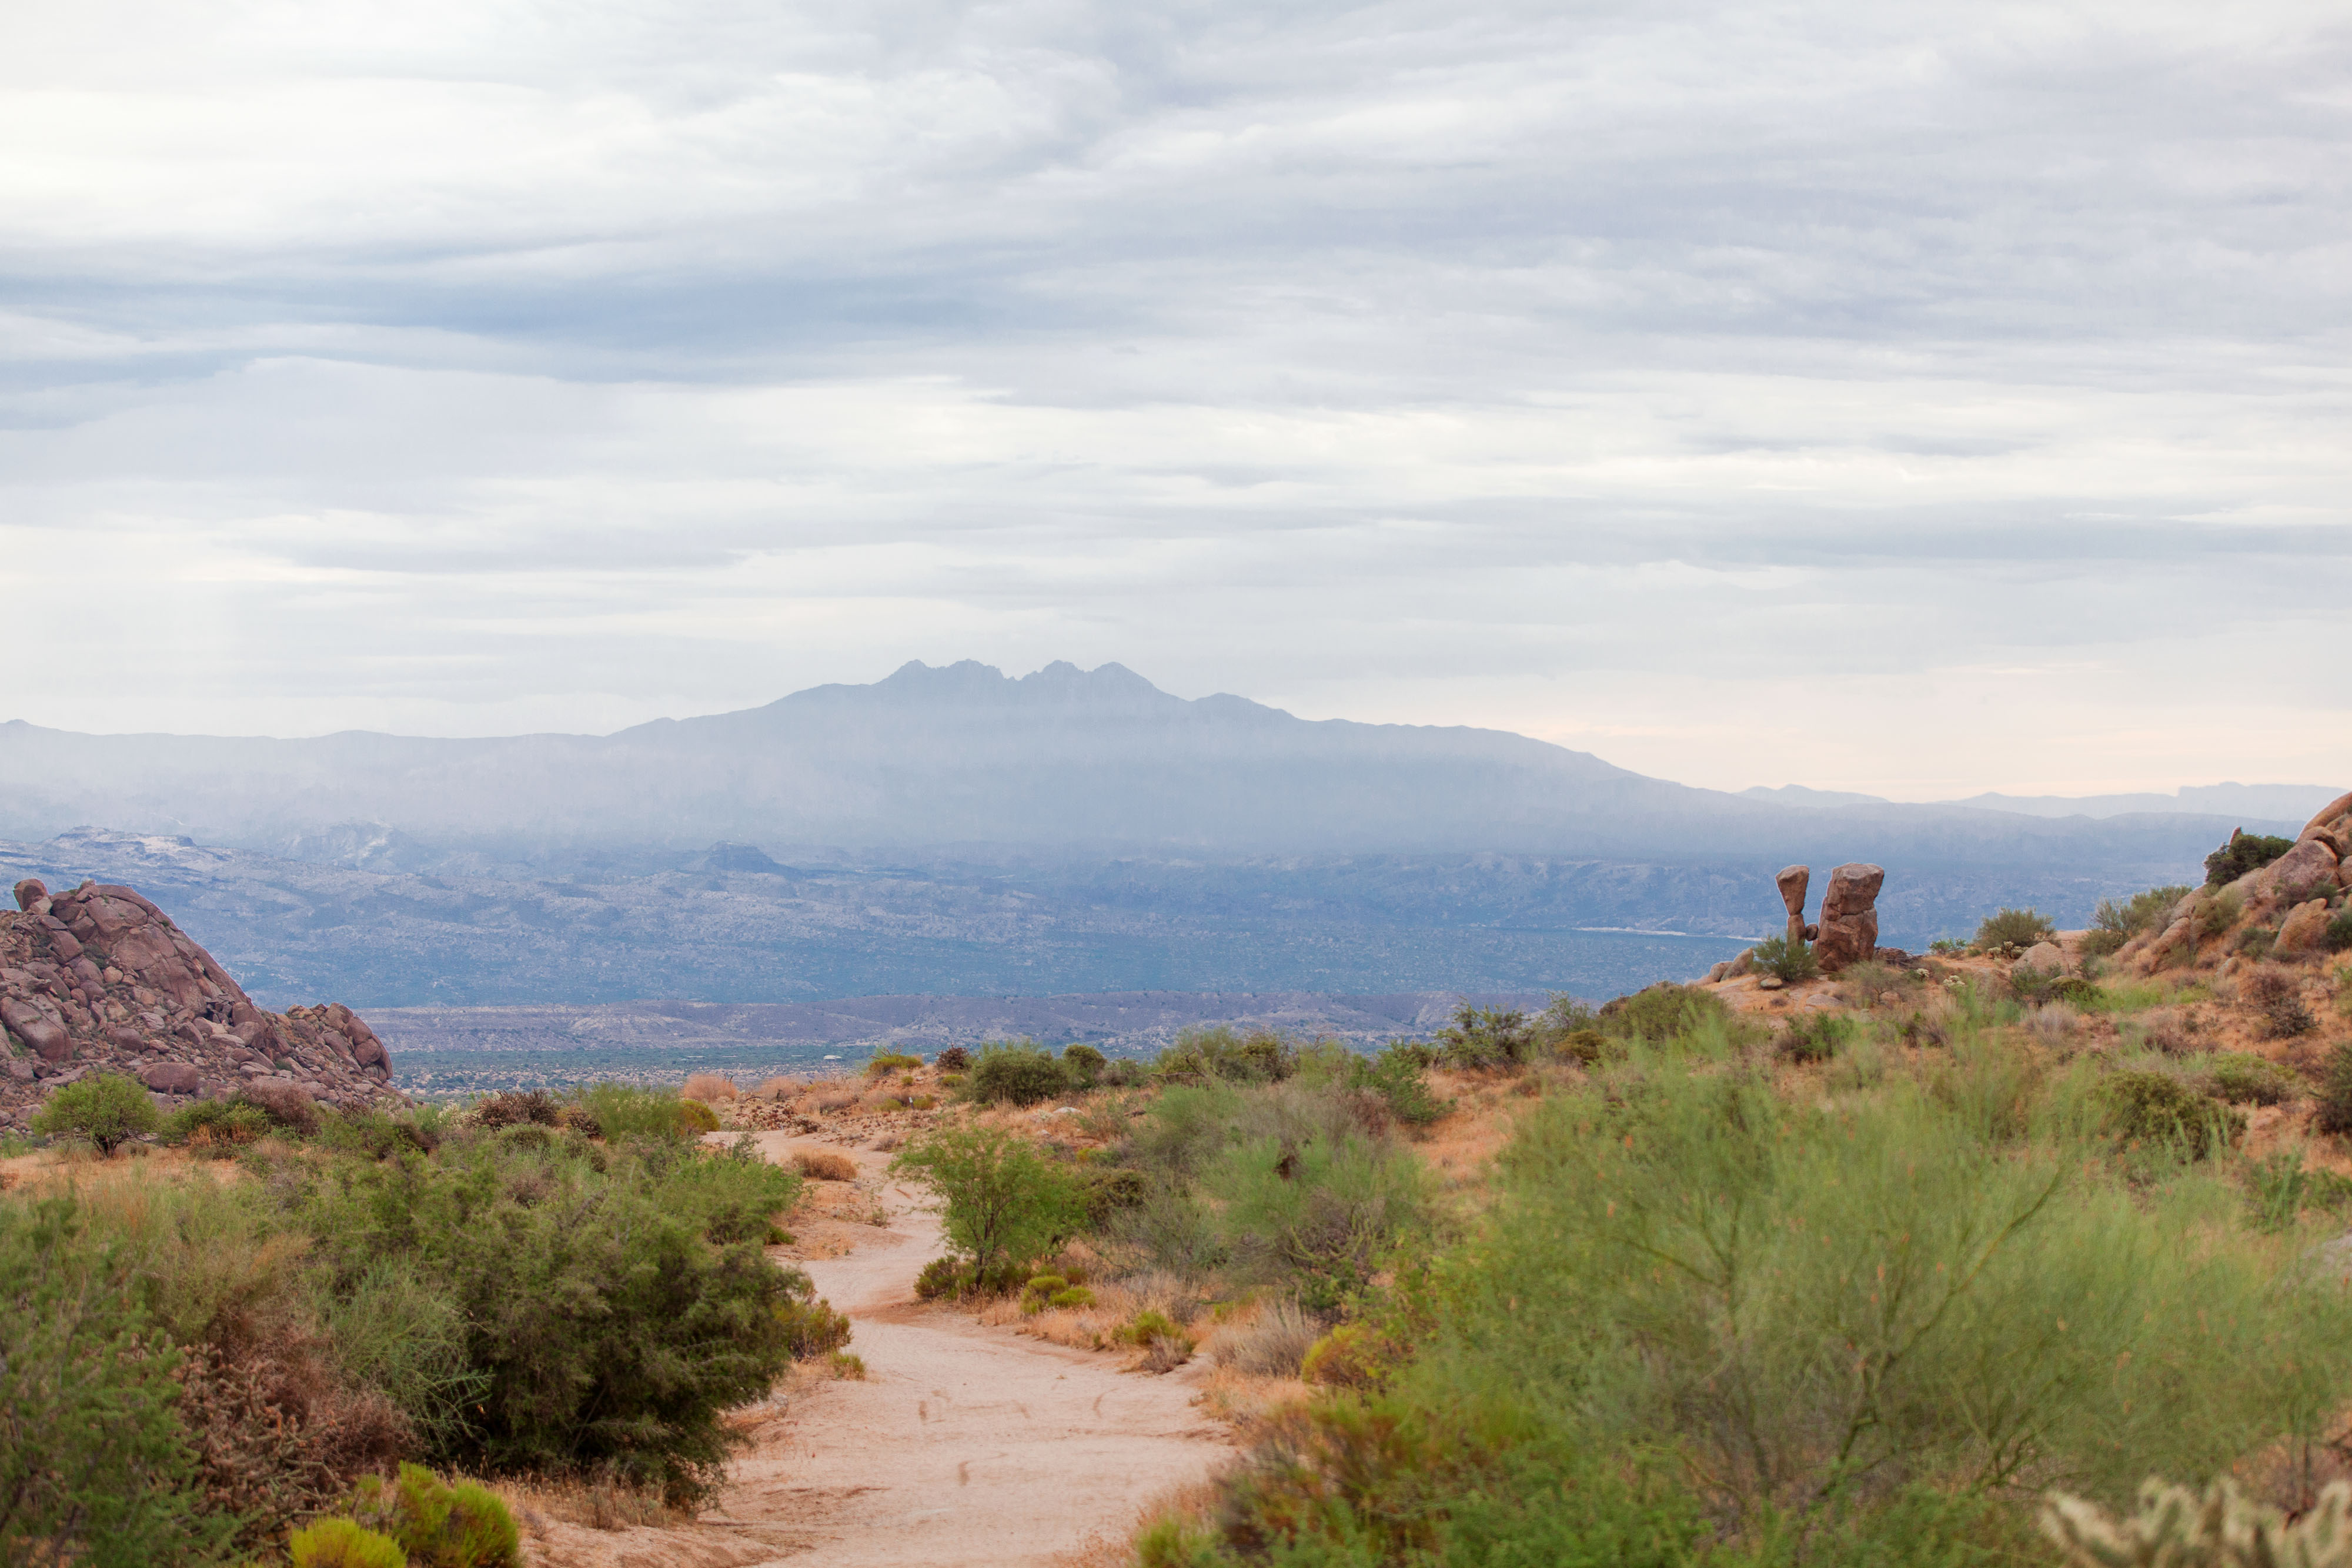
top-left (175, 1335), bottom-right (410, 1550)
top-left (813, 1090), bottom-right (859, 1113)
top-left (680, 1072), bottom-right (739, 1102)
top-left (1141, 1333), bottom-right (1194, 1373)
top-left (754, 1076), bottom-right (798, 1099)
top-left (791, 1149), bottom-right (860, 1182)
top-left (1210, 1298), bottom-right (1323, 1378)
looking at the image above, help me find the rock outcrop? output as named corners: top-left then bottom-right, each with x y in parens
top-left (1, 877), bottom-right (400, 1131)
top-left (1813, 863), bottom-right (1886, 972)
top-left (1776, 865), bottom-right (1817, 947)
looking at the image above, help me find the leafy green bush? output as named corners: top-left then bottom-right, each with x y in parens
top-left (569, 1083), bottom-right (696, 1142)
top-left (285, 1130), bottom-right (804, 1503)
top-left (289, 1518), bottom-right (407, 1568)
top-left (892, 1126), bottom-right (1085, 1282)
top-left (2084, 885), bottom-right (2194, 958)
top-left (1060, 1043), bottom-right (1107, 1085)
top-left (1552, 1028), bottom-right (1614, 1065)
top-left (2100, 1069), bottom-right (2243, 1156)
top-left (1974, 907), bottom-right (2057, 950)
top-left (773, 1268), bottom-right (853, 1358)
top-left (2311, 1046), bottom-right (2352, 1145)
top-left (2206, 832), bottom-right (2297, 888)
top-left (1749, 934), bottom-right (1821, 983)
top-left (1348, 1044), bottom-right (1446, 1125)
top-left (0, 1195), bottom-right (233, 1566)
top-left (864, 1051), bottom-right (923, 1076)
top-left (1779, 1012), bottom-right (1855, 1064)
top-left (345, 1462), bottom-right (520, 1567)
top-left (2203, 1052), bottom-right (2299, 1106)
top-left (161, 1098), bottom-right (273, 1155)
top-left (963, 1042), bottom-right (1071, 1106)
top-left (1202, 1121), bottom-right (1428, 1312)
top-left (31, 1072), bottom-right (159, 1154)
top-left (1155, 1027), bottom-right (1297, 1085)
top-left (676, 1098), bottom-right (721, 1134)
top-left (2329, 908), bottom-right (2352, 953)
top-left (1080, 1165), bottom-right (1149, 1223)
top-left (1598, 982), bottom-right (1729, 1043)
top-left (1432, 1005), bottom-right (1536, 1069)
top-left (914, 1256), bottom-right (965, 1300)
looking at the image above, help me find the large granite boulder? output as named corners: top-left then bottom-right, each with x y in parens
top-left (1813, 864), bottom-right (1885, 972)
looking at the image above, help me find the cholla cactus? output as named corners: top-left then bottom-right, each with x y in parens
top-left (2041, 1479), bottom-right (2352, 1568)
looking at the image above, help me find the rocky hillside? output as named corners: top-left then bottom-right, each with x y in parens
top-left (1, 877), bottom-right (400, 1134)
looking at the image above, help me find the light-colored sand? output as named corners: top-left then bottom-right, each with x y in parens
top-left (532, 1131), bottom-right (1228, 1567)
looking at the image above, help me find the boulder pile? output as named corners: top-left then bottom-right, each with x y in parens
top-left (1, 877), bottom-right (400, 1131)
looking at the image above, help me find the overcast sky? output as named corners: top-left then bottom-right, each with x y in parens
top-left (4, 0), bottom-right (2346, 799)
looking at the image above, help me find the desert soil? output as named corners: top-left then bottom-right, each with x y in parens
top-left (529, 1133), bottom-right (1231, 1568)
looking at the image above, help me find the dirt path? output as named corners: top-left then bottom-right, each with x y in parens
top-left (553, 1132), bottom-right (1230, 1567)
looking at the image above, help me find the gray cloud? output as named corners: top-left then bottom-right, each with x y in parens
top-left (1, 0), bottom-right (2347, 794)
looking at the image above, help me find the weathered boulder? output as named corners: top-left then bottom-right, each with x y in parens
top-left (139, 1061), bottom-right (201, 1095)
top-left (1, 997), bottom-right (72, 1062)
top-left (12, 878), bottom-right (48, 914)
top-left (2249, 836), bottom-right (2342, 905)
top-left (1813, 863), bottom-right (1885, 972)
top-left (2275, 899), bottom-right (2334, 958)
top-left (2019, 941), bottom-right (2068, 974)
top-left (2301, 791), bottom-right (2352, 854)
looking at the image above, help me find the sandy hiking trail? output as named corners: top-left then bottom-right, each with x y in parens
top-left (532, 1133), bottom-right (1231, 1568)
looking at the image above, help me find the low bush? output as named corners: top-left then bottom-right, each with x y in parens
top-left (1779, 1012), bottom-right (1855, 1063)
top-left (2206, 831), bottom-right (2297, 888)
top-left (1552, 1027), bottom-right (1614, 1065)
top-left (1060, 1043), bottom-right (1107, 1085)
top-left (31, 1072), bottom-right (159, 1153)
top-left (1749, 934), bottom-right (1821, 984)
top-left (2329, 907), bottom-right (2352, 953)
top-left (1975, 907), bottom-right (2057, 950)
top-left (680, 1073), bottom-right (737, 1102)
top-left (774, 1268), bottom-right (854, 1358)
top-left (473, 1090), bottom-right (557, 1130)
top-left (892, 1126), bottom-right (1085, 1281)
top-left (569, 1084), bottom-right (697, 1142)
top-left (1432, 1005), bottom-right (1536, 1069)
top-left (2317, 1043), bottom-right (2352, 1137)
top-left (1598, 982), bottom-right (1729, 1043)
top-left (2088, 884), bottom-right (2193, 952)
top-left (2243, 967), bottom-right (2315, 1039)
top-left (1080, 1165), bottom-right (1149, 1223)
top-left (863, 1053), bottom-right (923, 1078)
top-left (790, 1149), bottom-right (860, 1182)
top-left (290, 1517), bottom-right (408, 1568)
top-left (1155, 1027), bottom-right (1297, 1085)
top-left (2236, 925), bottom-right (2277, 959)
top-left (963, 1043), bottom-right (1071, 1106)
top-left (1212, 1298), bottom-right (1323, 1378)
top-left (1347, 1044), bottom-right (1446, 1125)
top-left (343, 1462), bottom-right (520, 1567)
top-left (2199, 890), bottom-right (2243, 940)
top-left (2100, 1069), bottom-right (2243, 1156)
top-left (2203, 1052), bottom-right (2300, 1106)
top-left (934, 1046), bottom-right (970, 1072)
top-left (676, 1098), bottom-right (721, 1134)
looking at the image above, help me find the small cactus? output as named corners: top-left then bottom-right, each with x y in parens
top-left (2041, 1478), bottom-right (2352, 1568)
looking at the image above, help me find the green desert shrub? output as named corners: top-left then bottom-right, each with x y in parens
top-left (1597, 982), bottom-right (1729, 1043)
top-left (1201, 1121), bottom-right (1428, 1312)
top-left (1155, 1027), bottom-right (1298, 1085)
top-left (283, 1130), bottom-right (805, 1504)
top-left (2316, 1042), bottom-right (2352, 1137)
top-left (963, 1042), bottom-right (1071, 1106)
top-left (774, 1268), bottom-right (853, 1358)
top-left (289, 1517), bottom-right (408, 1568)
top-left (344, 1462), bottom-right (520, 1567)
top-left (1779, 1012), bottom-right (1856, 1064)
top-left (2203, 1052), bottom-right (2300, 1106)
top-left (568, 1083), bottom-right (697, 1142)
top-left (1975, 907), bottom-right (2057, 951)
top-left (1432, 1004), bottom-right (1536, 1069)
top-left (31, 1072), bottom-right (159, 1154)
top-left (2206, 832), bottom-right (2297, 888)
top-left (1749, 933), bottom-right (1821, 983)
top-left (2099, 1069), bottom-right (2243, 1156)
top-left (892, 1125), bottom-right (1085, 1281)
top-left (160, 1098), bottom-right (274, 1154)
top-left (0, 1195), bottom-right (233, 1566)
top-left (1347, 1043), bottom-right (1446, 1125)
top-left (2328, 907), bottom-right (2352, 953)
top-left (864, 1051), bottom-right (923, 1077)
top-left (2083, 884), bottom-right (2194, 958)
top-left (1080, 1165), bottom-right (1150, 1224)
top-left (1060, 1043), bottom-right (1107, 1085)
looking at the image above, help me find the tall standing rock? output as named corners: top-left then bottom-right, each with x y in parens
top-left (1814, 863), bottom-right (1885, 972)
top-left (1775, 865), bottom-right (1817, 947)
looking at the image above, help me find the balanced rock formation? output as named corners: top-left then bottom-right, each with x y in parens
top-left (1775, 865), bottom-right (1818, 947)
top-left (1, 877), bottom-right (400, 1131)
top-left (1813, 863), bottom-right (1886, 972)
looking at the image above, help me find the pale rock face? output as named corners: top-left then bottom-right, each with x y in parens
top-left (1814, 864), bottom-right (1885, 972)
top-left (2251, 837), bottom-right (2341, 906)
top-left (2274, 899), bottom-right (2334, 958)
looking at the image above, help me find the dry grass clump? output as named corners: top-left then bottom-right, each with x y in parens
top-left (791, 1149), bottom-right (860, 1182)
top-left (1210, 1298), bottom-right (1323, 1378)
top-left (753, 1076), bottom-right (799, 1099)
top-left (487, 1472), bottom-right (686, 1534)
top-left (679, 1073), bottom-right (738, 1103)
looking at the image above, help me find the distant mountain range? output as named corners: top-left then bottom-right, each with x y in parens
top-left (2, 659), bottom-right (2329, 862)
top-left (0, 661), bottom-right (2333, 1012)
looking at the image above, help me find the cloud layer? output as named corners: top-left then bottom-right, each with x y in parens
top-left (4, 0), bottom-right (2347, 795)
